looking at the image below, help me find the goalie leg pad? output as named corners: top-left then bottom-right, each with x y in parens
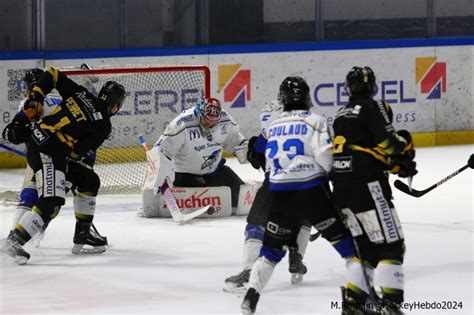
top-left (141, 188), bottom-right (160, 217)
top-left (202, 165), bottom-right (245, 208)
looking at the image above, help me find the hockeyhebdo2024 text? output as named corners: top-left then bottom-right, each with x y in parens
top-left (330, 300), bottom-right (464, 311)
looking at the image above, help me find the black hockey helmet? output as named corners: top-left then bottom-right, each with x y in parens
top-left (98, 81), bottom-right (126, 116)
top-left (24, 68), bottom-right (45, 91)
top-left (279, 76), bottom-right (310, 111)
top-left (344, 66), bottom-right (376, 96)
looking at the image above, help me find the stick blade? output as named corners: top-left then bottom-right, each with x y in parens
top-left (394, 179), bottom-right (424, 197)
top-left (181, 205), bottom-right (211, 222)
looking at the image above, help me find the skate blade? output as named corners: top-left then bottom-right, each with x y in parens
top-left (223, 285), bottom-right (247, 294)
top-left (15, 255), bottom-right (28, 265)
top-left (71, 244), bottom-right (106, 255)
top-left (240, 303), bottom-right (254, 315)
top-left (291, 273), bottom-right (304, 285)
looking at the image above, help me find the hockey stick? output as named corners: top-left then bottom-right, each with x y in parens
top-left (138, 135), bottom-right (210, 222)
top-left (0, 143), bottom-right (27, 158)
top-left (336, 208), bottom-right (382, 306)
top-left (394, 164), bottom-right (469, 198)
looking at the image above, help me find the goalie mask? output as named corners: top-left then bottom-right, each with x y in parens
top-left (344, 66), bottom-right (376, 96)
top-left (196, 98), bottom-right (222, 129)
top-left (98, 81), bottom-right (126, 116)
top-left (279, 76), bottom-right (310, 111)
top-left (24, 68), bottom-right (45, 92)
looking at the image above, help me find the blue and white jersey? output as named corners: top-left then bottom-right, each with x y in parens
top-left (18, 93), bottom-right (62, 118)
top-left (154, 107), bottom-right (246, 175)
top-left (252, 100), bottom-right (284, 172)
top-left (264, 110), bottom-right (333, 191)
top-left (259, 100), bottom-right (283, 139)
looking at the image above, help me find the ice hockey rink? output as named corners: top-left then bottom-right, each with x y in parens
top-left (0, 145), bottom-right (472, 315)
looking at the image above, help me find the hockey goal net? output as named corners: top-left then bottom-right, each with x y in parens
top-left (63, 65), bottom-right (211, 194)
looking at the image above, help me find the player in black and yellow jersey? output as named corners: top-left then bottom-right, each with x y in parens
top-left (2, 67), bottom-right (125, 264)
top-left (331, 66), bottom-right (416, 314)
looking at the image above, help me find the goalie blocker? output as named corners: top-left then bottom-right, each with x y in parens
top-left (141, 182), bottom-right (261, 218)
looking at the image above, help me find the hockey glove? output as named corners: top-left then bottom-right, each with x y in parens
top-left (23, 91), bottom-right (44, 121)
top-left (390, 154), bottom-right (418, 178)
top-left (396, 129), bottom-right (415, 153)
top-left (235, 140), bottom-right (249, 164)
top-left (247, 136), bottom-right (266, 171)
top-left (2, 121), bottom-right (31, 145)
top-left (468, 154), bottom-right (474, 169)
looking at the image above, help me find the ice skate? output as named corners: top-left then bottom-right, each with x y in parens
top-left (241, 287), bottom-right (260, 314)
top-left (224, 269), bottom-right (250, 293)
top-left (2, 231), bottom-right (30, 265)
top-left (72, 223), bottom-right (108, 254)
top-left (340, 287), bottom-right (383, 315)
top-left (288, 247), bottom-right (307, 284)
top-left (379, 299), bottom-right (404, 315)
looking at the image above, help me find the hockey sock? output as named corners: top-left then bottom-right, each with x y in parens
top-left (74, 193), bottom-right (96, 225)
top-left (243, 224), bottom-right (265, 270)
top-left (377, 259), bottom-right (404, 303)
top-left (248, 256), bottom-right (276, 293)
top-left (296, 223), bottom-right (311, 256)
top-left (346, 257), bottom-right (374, 300)
top-left (11, 207), bottom-right (30, 231)
top-left (15, 208), bottom-right (45, 244)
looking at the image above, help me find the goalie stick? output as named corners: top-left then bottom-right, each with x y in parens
top-left (394, 164), bottom-right (469, 198)
top-left (138, 135), bottom-right (210, 223)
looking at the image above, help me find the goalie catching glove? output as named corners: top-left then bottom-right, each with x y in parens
top-left (234, 140), bottom-right (249, 164)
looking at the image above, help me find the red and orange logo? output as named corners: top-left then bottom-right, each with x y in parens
top-left (217, 64), bottom-right (251, 108)
top-left (416, 57), bottom-right (446, 99)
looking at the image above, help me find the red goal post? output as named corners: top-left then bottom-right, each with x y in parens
top-left (63, 65), bottom-right (211, 194)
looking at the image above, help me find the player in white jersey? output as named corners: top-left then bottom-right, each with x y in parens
top-left (224, 98), bottom-right (313, 291)
top-left (241, 77), bottom-right (357, 314)
top-left (2, 67), bottom-right (108, 256)
top-left (149, 98), bottom-right (248, 209)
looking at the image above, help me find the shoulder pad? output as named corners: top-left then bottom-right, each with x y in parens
top-left (220, 110), bottom-right (237, 125)
top-left (261, 100), bottom-right (283, 114)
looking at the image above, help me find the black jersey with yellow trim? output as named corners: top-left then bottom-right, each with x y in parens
top-left (331, 96), bottom-right (407, 180)
top-left (30, 67), bottom-right (112, 158)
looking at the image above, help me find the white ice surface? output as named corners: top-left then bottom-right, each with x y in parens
top-left (0, 145), bottom-right (473, 315)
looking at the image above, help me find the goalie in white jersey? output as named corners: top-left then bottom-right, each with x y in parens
top-left (149, 97), bottom-right (248, 209)
top-left (241, 77), bottom-right (357, 314)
